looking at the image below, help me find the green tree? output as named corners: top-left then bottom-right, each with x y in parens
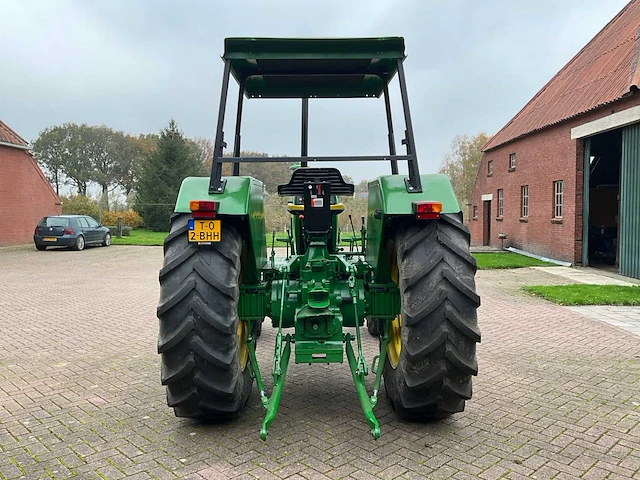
top-left (115, 134), bottom-right (152, 197)
top-left (32, 123), bottom-right (130, 199)
top-left (62, 123), bottom-right (93, 196)
top-left (438, 132), bottom-right (489, 222)
top-left (32, 123), bottom-right (93, 195)
top-left (136, 120), bottom-right (206, 231)
top-left (60, 195), bottom-right (100, 219)
top-left (32, 126), bottom-right (67, 195)
top-left (82, 125), bottom-right (131, 211)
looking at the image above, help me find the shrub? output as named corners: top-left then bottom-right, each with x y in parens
top-left (121, 210), bottom-right (144, 228)
top-left (101, 210), bottom-right (144, 228)
top-left (102, 211), bottom-right (119, 226)
top-left (61, 195), bottom-right (100, 219)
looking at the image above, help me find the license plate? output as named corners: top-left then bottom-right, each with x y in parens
top-left (44, 237), bottom-right (57, 242)
top-left (188, 219), bottom-right (221, 243)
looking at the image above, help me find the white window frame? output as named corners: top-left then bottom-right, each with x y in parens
top-left (509, 153), bottom-right (516, 169)
top-left (521, 185), bottom-right (529, 218)
top-left (554, 181), bottom-right (563, 218)
top-left (473, 205), bottom-right (478, 219)
top-left (488, 160), bottom-right (493, 175)
top-left (497, 189), bottom-right (504, 217)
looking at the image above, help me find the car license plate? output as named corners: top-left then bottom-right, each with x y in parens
top-left (188, 219), bottom-right (221, 243)
top-left (44, 237), bottom-right (57, 242)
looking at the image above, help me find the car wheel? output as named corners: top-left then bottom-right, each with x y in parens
top-left (35, 244), bottom-right (47, 251)
top-left (102, 232), bottom-right (111, 247)
top-left (73, 235), bottom-right (85, 251)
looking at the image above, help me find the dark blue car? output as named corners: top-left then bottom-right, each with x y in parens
top-left (34, 215), bottom-right (111, 251)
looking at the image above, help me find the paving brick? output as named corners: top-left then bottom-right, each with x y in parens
top-left (1, 248), bottom-right (640, 480)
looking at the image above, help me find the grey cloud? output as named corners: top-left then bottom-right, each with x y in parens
top-left (0, 0), bottom-right (629, 181)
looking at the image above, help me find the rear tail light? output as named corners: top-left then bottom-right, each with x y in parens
top-left (34, 227), bottom-right (38, 235)
top-left (412, 201), bottom-right (442, 220)
top-left (190, 200), bottom-right (218, 218)
top-left (63, 227), bottom-right (74, 235)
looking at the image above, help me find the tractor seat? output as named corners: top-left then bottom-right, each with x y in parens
top-left (277, 167), bottom-right (354, 196)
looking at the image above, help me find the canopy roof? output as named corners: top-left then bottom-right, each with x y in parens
top-left (223, 37), bottom-right (406, 98)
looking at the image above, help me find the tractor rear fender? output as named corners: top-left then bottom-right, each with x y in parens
top-left (174, 176), bottom-right (267, 282)
top-left (366, 174), bottom-right (460, 282)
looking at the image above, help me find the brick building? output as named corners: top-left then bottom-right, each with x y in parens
top-left (469, 0), bottom-right (640, 279)
top-left (0, 120), bottom-right (61, 246)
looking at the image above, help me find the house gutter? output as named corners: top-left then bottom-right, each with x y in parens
top-left (505, 247), bottom-right (572, 267)
top-left (0, 140), bottom-right (30, 150)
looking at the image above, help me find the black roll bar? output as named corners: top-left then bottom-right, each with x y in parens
top-left (208, 60), bottom-right (423, 194)
top-left (301, 97), bottom-right (309, 167)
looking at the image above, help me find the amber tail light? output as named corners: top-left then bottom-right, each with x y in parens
top-left (412, 201), bottom-right (442, 220)
top-left (189, 200), bottom-right (218, 219)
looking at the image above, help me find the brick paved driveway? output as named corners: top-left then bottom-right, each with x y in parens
top-left (1, 246), bottom-right (640, 480)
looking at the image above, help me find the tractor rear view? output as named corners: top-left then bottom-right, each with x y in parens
top-left (157, 37), bottom-right (480, 440)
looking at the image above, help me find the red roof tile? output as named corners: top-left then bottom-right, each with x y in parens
top-left (0, 120), bottom-right (28, 149)
top-left (484, 0), bottom-right (640, 151)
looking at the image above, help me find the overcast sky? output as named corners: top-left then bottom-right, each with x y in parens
top-left (0, 0), bottom-right (629, 181)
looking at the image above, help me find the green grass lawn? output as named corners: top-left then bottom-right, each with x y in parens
top-left (113, 232), bottom-right (559, 272)
top-left (111, 230), bottom-right (166, 246)
top-left (523, 284), bottom-right (640, 306)
top-left (472, 252), bottom-right (554, 269)
top-left (111, 230), bottom-right (364, 247)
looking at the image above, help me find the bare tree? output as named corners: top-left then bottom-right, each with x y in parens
top-left (439, 132), bottom-right (489, 222)
top-left (191, 137), bottom-right (215, 170)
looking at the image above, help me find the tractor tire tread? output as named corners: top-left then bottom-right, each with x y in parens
top-left (158, 213), bottom-right (252, 420)
top-left (383, 213), bottom-right (480, 420)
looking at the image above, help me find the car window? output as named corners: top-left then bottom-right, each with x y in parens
top-left (40, 217), bottom-right (69, 227)
top-left (77, 217), bottom-right (89, 228)
top-left (86, 217), bottom-right (99, 228)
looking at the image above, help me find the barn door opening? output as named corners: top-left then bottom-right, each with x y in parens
top-left (482, 200), bottom-right (491, 246)
top-left (587, 129), bottom-right (621, 270)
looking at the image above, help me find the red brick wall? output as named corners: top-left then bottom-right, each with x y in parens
top-left (0, 146), bottom-right (61, 246)
top-left (469, 93), bottom-right (640, 264)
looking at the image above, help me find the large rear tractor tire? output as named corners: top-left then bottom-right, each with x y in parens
top-left (157, 213), bottom-right (252, 420)
top-left (383, 214), bottom-right (481, 419)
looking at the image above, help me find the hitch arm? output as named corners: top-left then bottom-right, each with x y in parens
top-left (260, 334), bottom-right (292, 441)
top-left (244, 267), bottom-right (293, 441)
top-left (345, 334), bottom-right (380, 439)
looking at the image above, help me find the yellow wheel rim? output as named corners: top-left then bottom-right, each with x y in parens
top-left (387, 314), bottom-right (401, 368)
top-left (386, 244), bottom-right (401, 369)
top-left (237, 247), bottom-right (249, 371)
top-left (237, 321), bottom-right (248, 371)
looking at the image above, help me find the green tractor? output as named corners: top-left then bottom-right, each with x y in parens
top-left (157, 37), bottom-right (480, 440)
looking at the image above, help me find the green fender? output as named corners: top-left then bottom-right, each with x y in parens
top-left (366, 174), bottom-right (460, 282)
top-left (175, 176), bottom-right (267, 281)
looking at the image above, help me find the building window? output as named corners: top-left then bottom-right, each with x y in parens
top-left (554, 181), bottom-right (563, 218)
top-left (509, 153), bottom-right (516, 170)
top-left (521, 185), bottom-right (529, 217)
top-left (487, 160), bottom-right (493, 176)
top-left (497, 189), bottom-right (504, 217)
top-left (473, 205), bottom-right (478, 219)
